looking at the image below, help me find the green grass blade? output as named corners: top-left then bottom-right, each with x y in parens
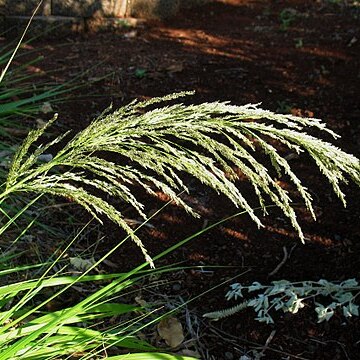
top-left (0, 1), bottom-right (43, 84)
top-left (28, 303), bottom-right (141, 325)
top-left (107, 354), bottom-right (197, 360)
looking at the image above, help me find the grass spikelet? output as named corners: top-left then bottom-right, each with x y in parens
top-left (2, 92), bottom-right (360, 264)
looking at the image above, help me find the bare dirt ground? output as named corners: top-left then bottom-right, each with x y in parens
top-left (5, 0), bottom-right (360, 359)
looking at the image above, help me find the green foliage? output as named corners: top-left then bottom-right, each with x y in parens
top-left (135, 68), bottom-right (147, 79)
top-left (276, 100), bottom-right (293, 114)
top-left (0, 40), bottom-right (49, 126)
top-left (294, 38), bottom-right (304, 48)
top-left (279, 8), bottom-right (297, 31)
top-left (0, 42), bottom-right (108, 140)
top-left (0, 256), bottom-right (174, 359)
top-left (0, 201), bottom-right (231, 359)
top-left (203, 279), bottom-right (360, 324)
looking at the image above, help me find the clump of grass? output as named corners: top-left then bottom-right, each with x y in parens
top-left (0, 235), bottom-right (195, 359)
top-left (0, 199), bottom-right (242, 359)
top-left (1, 5), bottom-right (359, 357)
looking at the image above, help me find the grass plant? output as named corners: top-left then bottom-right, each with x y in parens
top-left (1, 4), bottom-right (360, 357)
top-left (0, 46), bottom-right (99, 134)
top-left (0, 203), bottom-right (250, 359)
top-left (2, 91), bottom-right (360, 265)
top-left (1, 88), bottom-right (359, 357)
top-left (0, 2), bottom-right (51, 129)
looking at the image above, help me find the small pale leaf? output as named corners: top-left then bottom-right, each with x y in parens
top-left (69, 257), bottom-right (96, 271)
top-left (40, 102), bottom-right (53, 114)
top-left (157, 317), bottom-right (184, 348)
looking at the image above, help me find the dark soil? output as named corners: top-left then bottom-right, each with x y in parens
top-left (6, 1), bottom-right (360, 359)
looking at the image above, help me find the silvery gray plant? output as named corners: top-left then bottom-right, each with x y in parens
top-left (204, 279), bottom-right (359, 323)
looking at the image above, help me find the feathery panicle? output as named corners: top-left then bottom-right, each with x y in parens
top-left (3, 92), bottom-right (360, 264)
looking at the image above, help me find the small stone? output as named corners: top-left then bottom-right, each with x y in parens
top-left (334, 234), bottom-right (342, 241)
top-left (225, 352), bottom-right (234, 360)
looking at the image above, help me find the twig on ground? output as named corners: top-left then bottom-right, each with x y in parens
top-left (268, 244), bottom-right (296, 277)
top-left (268, 246), bottom-right (288, 277)
top-left (202, 219), bottom-right (209, 230)
top-left (124, 218), bottom-right (155, 228)
top-left (259, 330), bottom-right (276, 358)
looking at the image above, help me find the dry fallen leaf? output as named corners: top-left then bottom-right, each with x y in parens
top-left (157, 317), bottom-right (184, 348)
top-left (178, 349), bottom-right (201, 358)
top-left (40, 102), bottom-right (53, 114)
top-left (166, 63), bottom-right (184, 73)
top-left (69, 257), bottom-right (96, 271)
top-left (135, 296), bottom-right (148, 307)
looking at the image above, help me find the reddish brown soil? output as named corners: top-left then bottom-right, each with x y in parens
top-left (7, 1), bottom-right (360, 359)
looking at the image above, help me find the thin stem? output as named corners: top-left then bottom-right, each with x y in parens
top-left (0, 0), bottom-right (44, 84)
